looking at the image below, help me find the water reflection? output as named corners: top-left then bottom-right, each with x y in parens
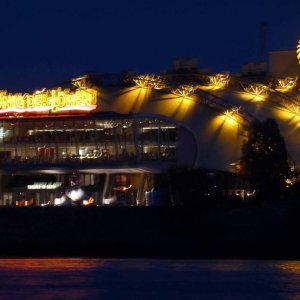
top-left (0, 259), bottom-right (300, 299)
top-left (0, 258), bottom-right (104, 271)
top-left (275, 261), bottom-right (300, 300)
top-left (0, 258), bottom-right (106, 300)
top-left (277, 261), bottom-right (300, 275)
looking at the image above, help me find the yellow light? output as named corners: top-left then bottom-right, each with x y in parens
top-left (51, 88), bottom-right (97, 112)
top-left (241, 84), bottom-right (268, 101)
top-left (285, 165), bottom-right (298, 187)
top-left (34, 88), bottom-right (46, 94)
top-left (297, 39), bottom-right (300, 64)
top-left (172, 85), bottom-right (195, 98)
top-left (133, 74), bottom-right (165, 89)
top-left (114, 87), bottom-right (151, 113)
top-left (83, 197), bottom-right (94, 206)
top-left (292, 104), bottom-right (300, 115)
top-left (275, 77), bottom-right (297, 92)
top-left (239, 92), bottom-right (266, 102)
top-left (273, 105), bottom-right (300, 128)
top-left (204, 73), bottom-right (230, 90)
top-left (210, 109), bottom-right (241, 150)
top-left (223, 107), bottom-right (240, 125)
top-left (0, 88), bottom-right (98, 114)
top-left (285, 178), bottom-right (293, 187)
top-left (151, 93), bottom-right (196, 121)
top-left (72, 75), bottom-right (90, 89)
top-left (211, 108), bottom-right (240, 136)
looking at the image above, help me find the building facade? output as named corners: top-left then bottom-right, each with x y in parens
top-left (0, 65), bottom-right (299, 206)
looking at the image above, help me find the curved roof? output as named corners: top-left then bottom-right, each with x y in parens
top-left (90, 72), bottom-right (300, 171)
top-left (1, 72), bottom-right (299, 172)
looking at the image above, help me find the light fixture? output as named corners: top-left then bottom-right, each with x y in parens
top-left (34, 88), bottom-right (46, 94)
top-left (133, 74), bottom-right (165, 89)
top-left (172, 85), bottom-right (195, 98)
top-left (243, 83), bottom-right (268, 99)
top-left (275, 77), bottom-right (297, 92)
top-left (223, 107), bottom-right (240, 122)
top-left (72, 75), bottom-right (90, 89)
top-left (207, 73), bottom-right (230, 89)
top-left (288, 103), bottom-right (300, 116)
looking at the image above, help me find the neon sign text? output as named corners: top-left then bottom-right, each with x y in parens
top-left (27, 182), bottom-right (62, 190)
top-left (0, 88), bottom-right (98, 114)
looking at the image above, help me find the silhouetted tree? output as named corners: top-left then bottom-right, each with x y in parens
top-left (240, 118), bottom-right (290, 200)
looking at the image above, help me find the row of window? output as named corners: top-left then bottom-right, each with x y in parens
top-left (0, 119), bottom-right (177, 143)
top-left (0, 118), bottom-right (178, 164)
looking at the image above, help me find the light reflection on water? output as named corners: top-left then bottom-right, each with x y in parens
top-left (0, 259), bottom-right (300, 299)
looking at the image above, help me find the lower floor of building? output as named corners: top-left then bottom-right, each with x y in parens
top-left (0, 171), bottom-right (161, 207)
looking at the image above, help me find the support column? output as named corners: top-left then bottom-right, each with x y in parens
top-left (132, 118), bottom-right (140, 162)
top-left (136, 173), bottom-right (146, 206)
top-left (102, 173), bottom-right (111, 205)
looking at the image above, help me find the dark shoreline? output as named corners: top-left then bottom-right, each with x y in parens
top-left (0, 204), bottom-right (299, 259)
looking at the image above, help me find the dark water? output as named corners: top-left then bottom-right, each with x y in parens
top-left (0, 259), bottom-right (300, 299)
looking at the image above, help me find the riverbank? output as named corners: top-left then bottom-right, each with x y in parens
top-left (0, 202), bottom-right (299, 259)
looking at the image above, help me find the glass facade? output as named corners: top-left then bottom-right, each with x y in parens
top-left (0, 116), bottom-right (177, 165)
top-left (0, 115), bottom-right (178, 207)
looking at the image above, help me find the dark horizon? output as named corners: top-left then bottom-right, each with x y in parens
top-left (0, 0), bottom-right (299, 92)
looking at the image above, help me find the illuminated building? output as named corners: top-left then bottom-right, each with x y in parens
top-left (1, 47), bottom-right (300, 206)
top-left (0, 77), bottom-right (181, 206)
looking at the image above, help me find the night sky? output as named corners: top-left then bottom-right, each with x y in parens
top-left (0, 0), bottom-right (299, 92)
